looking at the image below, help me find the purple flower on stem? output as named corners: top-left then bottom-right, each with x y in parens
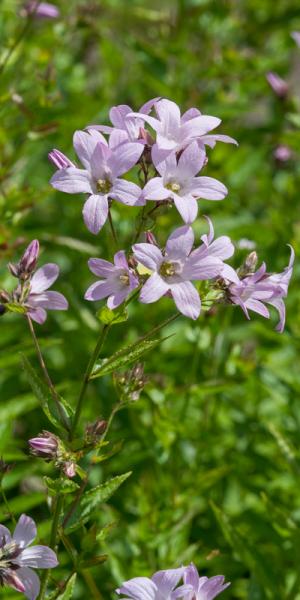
top-left (183, 563), bottom-right (230, 600)
top-left (228, 246), bottom-right (294, 332)
top-left (89, 98), bottom-right (159, 147)
top-left (25, 263), bottom-right (68, 324)
top-left (9, 240), bottom-right (40, 280)
top-left (0, 514), bottom-right (58, 600)
top-left (129, 99), bottom-right (237, 154)
top-left (142, 142), bottom-right (227, 223)
top-left (116, 567), bottom-right (190, 600)
top-left (133, 224), bottom-right (233, 319)
top-left (266, 72), bottom-right (288, 98)
top-left (24, 1), bottom-right (59, 19)
top-left (85, 251), bottom-right (139, 308)
top-left (50, 130), bottom-right (144, 234)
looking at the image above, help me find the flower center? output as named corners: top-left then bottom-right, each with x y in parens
top-left (119, 273), bottom-right (130, 286)
top-left (166, 181), bottom-right (181, 193)
top-left (96, 178), bottom-right (112, 194)
top-left (159, 261), bottom-right (178, 278)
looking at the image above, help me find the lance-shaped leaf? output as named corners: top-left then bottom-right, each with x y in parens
top-left (63, 472), bottom-right (131, 533)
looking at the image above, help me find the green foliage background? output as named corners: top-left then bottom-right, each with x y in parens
top-left (0, 0), bottom-right (300, 598)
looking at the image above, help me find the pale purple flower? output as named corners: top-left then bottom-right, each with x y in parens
top-left (116, 567), bottom-right (190, 600)
top-left (88, 98), bottom-right (159, 147)
top-left (85, 251), bottom-right (139, 309)
top-left (0, 514), bottom-right (58, 600)
top-left (25, 263), bottom-right (68, 324)
top-left (129, 99), bottom-right (237, 154)
top-left (50, 130), bottom-right (144, 234)
top-left (133, 224), bottom-right (234, 319)
top-left (266, 72), bottom-right (288, 97)
top-left (273, 145), bottom-right (292, 162)
top-left (142, 142), bottom-right (228, 223)
top-left (228, 246), bottom-right (294, 332)
top-left (291, 31), bottom-right (300, 47)
top-left (183, 563), bottom-right (230, 600)
top-left (24, 1), bottom-right (59, 19)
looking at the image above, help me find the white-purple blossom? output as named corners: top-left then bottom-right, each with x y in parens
top-left (142, 142), bottom-right (227, 223)
top-left (183, 563), bottom-right (230, 600)
top-left (25, 263), bottom-right (68, 324)
top-left (116, 567), bottom-right (190, 600)
top-left (133, 223), bottom-right (234, 320)
top-left (85, 251), bottom-right (139, 309)
top-left (0, 514), bottom-right (58, 600)
top-left (228, 246), bottom-right (294, 332)
top-left (50, 130), bottom-right (144, 234)
top-left (129, 98), bottom-right (237, 154)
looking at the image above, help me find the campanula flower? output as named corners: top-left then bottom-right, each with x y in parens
top-left (50, 130), bottom-right (143, 234)
top-left (0, 514), bottom-right (58, 600)
top-left (133, 224), bottom-right (234, 319)
top-left (85, 251), bottom-right (139, 308)
top-left (129, 99), bottom-right (237, 154)
top-left (142, 142), bottom-right (227, 223)
top-left (116, 567), bottom-right (189, 600)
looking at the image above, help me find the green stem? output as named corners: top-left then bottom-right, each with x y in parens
top-left (70, 324), bottom-right (110, 439)
top-left (27, 316), bottom-right (70, 432)
top-left (38, 494), bottom-right (63, 600)
top-left (0, 486), bottom-right (16, 525)
top-left (108, 209), bottom-right (118, 246)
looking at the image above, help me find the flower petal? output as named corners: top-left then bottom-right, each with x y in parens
top-left (199, 134), bottom-right (238, 149)
top-left (0, 524), bottom-right (11, 545)
top-left (28, 291), bottom-right (68, 311)
top-left (178, 142), bottom-right (206, 178)
top-left (108, 142), bottom-right (143, 178)
top-left (50, 168), bottom-right (92, 194)
top-left (180, 115), bottom-right (221, 140)
top-left (13, 514), bottom-right (36, 547)
top-left (18, 546), bottom-right (58, 569)
top-left (27, 307), bottom-right (47, 324)
top-left (88, 258), bottom-right (115, 277)
top-left (165, 225), bottom-right (194, 260)
top-left (73, 130), bottom-right (107, 168)
top-left (14, 567), bottom-right (40, 600)
top-left (112, 179), bottom-right (143, 206)
top-left (191, 176), bottom-right (228, 200)
top-left (117, 577), bottom-right (157, 600)
top-left (152, 567), bottom-right (185, 597)
top-left (82, 194), bottom-right (109, 234)
top-left (142, 177), bottom-right (169, 201)
top-left (132, 243), bottom-right (163, 270)
top-left (170, 281), bottom-right (201, 319)
top-left (139, 273), bottom-right (168, 303)
top-left (30, 264), bottom-right (59, 294)
top-left (173, 194), bottom-right (198, 223)
top-left (85, 280), bottom-right (117, 301)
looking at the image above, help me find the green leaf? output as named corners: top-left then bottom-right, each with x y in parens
top-left (21, 354), bottom-right (70, 432)
top-left (91, 337), bottom-right (167, 379)
top-left (55, 573), bottom-right (77, 600)
top-left (97, 305), bottom-right (128, 325)
top-left (44, 477), bottom-right (80, 496)
top-left (64, 472), bottom-right (131, 533)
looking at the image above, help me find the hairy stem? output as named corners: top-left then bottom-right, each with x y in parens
top-left (70, 324), bottom-right (110, 439)
top-left (27, 315), bottom-right (70, 431)
top-left (38, 494), bottom-right (63, 600)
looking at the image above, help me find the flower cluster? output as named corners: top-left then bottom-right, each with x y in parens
top-left (0, 514), bottom-right (58, 600)
top-left (116, 563), bottom-right (230, 600)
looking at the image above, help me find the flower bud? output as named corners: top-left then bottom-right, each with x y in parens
top-left (145, 231), bottom-right (158, 246)
top-left (245, 251), bottom-right (258, 272)
top-left (85, 419), bottom-right (107, 440)
top-left (48, 149), bottom-right (75, 170)
top-left (266, 72), bottom-right (288, 98)
top-left (63, 461), bottom-right (76, 478)
top-left (19, 240), bottom-right (40, 276)
top-left (29, 431), bottom-right (58, 459)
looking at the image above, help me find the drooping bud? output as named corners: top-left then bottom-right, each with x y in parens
top-left (266, 72), bottom-right (288, 98)
top-left (237, 251), bottom-right (258, 278)
top-left (48, 149), bottom-right (75, 170)
top-left (63, 461), bottom-right (76, 478)
top-left (29, 431), bottom-right (58, 459)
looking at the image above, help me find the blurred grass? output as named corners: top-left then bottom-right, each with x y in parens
top-left (0, 0), bottom-right (300, 598)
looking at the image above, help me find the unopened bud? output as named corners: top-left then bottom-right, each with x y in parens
top-left (48, 149), bottom-right (75, 170)
top-left (145, 231), bottom-right (158, 245)
top-left (29, 431), bottom-right (58, 459)
top-left (245, 251), bottom-right (258, 272)
top-left (19, 240), bottom-right (40, 276)
top-left (63, 461), bottom-right (76, 478)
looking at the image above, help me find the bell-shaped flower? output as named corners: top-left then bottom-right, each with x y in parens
top-left (85, 251), bottom-right (139, 309)
top-left (129, 99), bottom-right (237, 153)
top-left (25, 263), bottom-right (68, 324)
top-left (142, 142), bottom-right (227, 223)
top-left (183, 563), bottom-right (230, 600)
top-left (133, 224), bottom-right (234, 319)
top-left (50, 130), bottom-right (144, 234)
top-left (0, 514), bottom-right (58, 600)
top-left (228, 246), bottom-right (294, 332)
